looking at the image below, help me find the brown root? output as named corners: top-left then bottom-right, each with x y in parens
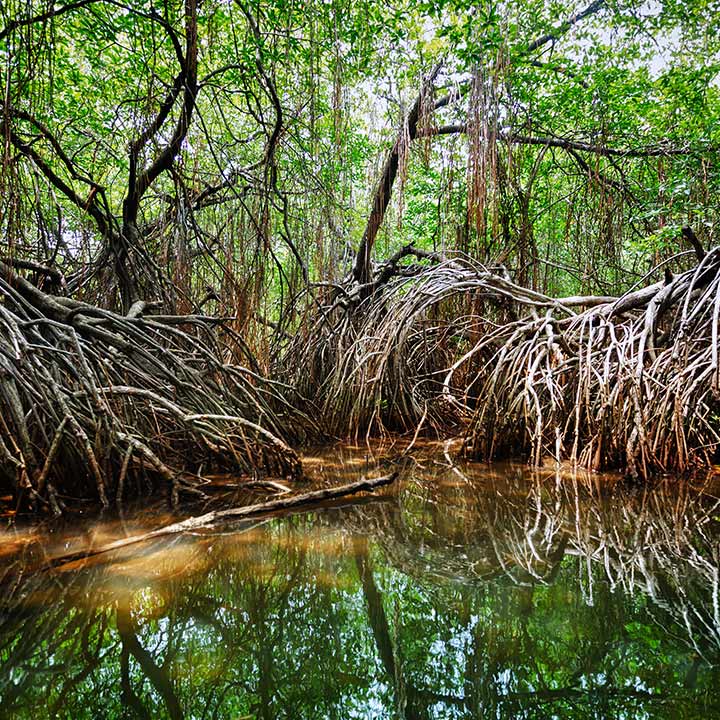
top-left (282, 248), bottom-right (720, 478)
top-left (0, 261), bottom-right (309, 512)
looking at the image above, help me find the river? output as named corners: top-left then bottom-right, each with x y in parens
top-left (0, 442), bottom-right (718, 718)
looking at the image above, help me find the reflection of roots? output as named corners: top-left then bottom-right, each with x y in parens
top-left (340, 462), bottom-right (720, 658)
top-left (0, 262), bottom-right (305, 512)
top-left (284, 249), bottom-right (720, 478)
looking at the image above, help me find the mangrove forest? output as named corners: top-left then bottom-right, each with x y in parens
top-left (0, 0), bottom-right (719, 716)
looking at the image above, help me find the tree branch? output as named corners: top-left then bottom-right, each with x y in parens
top-left (0, 0), bottom-right (99, 42)
top-left (7, 126), bottom-right (110, 236)
top-left (525, 0), bottom-right (606, 54)
top-left (420, 124), bottom-right (712, 158)
top-left (123, 0), bottom-right (198, 228)
top-left (353, 63), bottom-right (443, 284)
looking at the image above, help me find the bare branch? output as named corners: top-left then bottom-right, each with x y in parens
top-left (419, 124), bottom-right (714, 158)
top-left (0, 0), bottom-right (98, 42)
top-left (525, 0), bottom-right (606, 54)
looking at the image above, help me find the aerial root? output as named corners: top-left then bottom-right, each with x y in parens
top-left (283, 249), bottom-right (720, 478)
top-left (4, 242), bottom-right (719, 509)
top-left (0, 261), bottom-right (305, 511)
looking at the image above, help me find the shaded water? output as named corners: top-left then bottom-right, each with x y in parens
top-left (1, 443), bottom-right (720, 719)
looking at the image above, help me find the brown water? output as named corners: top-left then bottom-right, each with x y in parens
top-left (1, 442), bottom-right (719, 719)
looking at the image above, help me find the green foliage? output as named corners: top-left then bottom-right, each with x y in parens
top-left (0, 0), bottom-right (718, 311)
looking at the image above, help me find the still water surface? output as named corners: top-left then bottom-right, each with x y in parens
top-left (1, 443), bottom-right (720, 719)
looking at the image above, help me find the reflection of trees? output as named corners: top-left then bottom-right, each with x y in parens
top-left (0, 520), bottom-right (389, 719)
top-left (0, 466), bottom-right (719, 718)
top-left (117, 602), bottom-right (183, 720)
top-left (340, 463), bottom-right (720, 717)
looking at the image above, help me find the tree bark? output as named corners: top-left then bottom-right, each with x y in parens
top-left (352, 65), bottom-right (442, 285)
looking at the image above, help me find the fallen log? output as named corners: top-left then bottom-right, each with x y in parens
top-left (47, 471), bottom-right (399, 568)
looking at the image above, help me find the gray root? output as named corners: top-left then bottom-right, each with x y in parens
top-left (0, 261), bottom-right (309, 512)
top-left (283, 248), bottom-right (720, 478)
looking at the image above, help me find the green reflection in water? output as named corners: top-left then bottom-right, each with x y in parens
top-left (1, 450), bottom-right (720, 719)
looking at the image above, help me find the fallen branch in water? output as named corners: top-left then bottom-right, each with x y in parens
top-left (48, 472), bottom-right (399, 568)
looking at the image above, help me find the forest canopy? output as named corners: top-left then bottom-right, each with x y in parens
top-left (2, 0), bottom-right (718, 313)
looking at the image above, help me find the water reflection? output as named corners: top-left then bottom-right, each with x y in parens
top-left (1, 451), bottom-right (720, 719)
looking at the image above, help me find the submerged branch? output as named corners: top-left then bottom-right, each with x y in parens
top-left (47, 472), bottom-right (398, 567)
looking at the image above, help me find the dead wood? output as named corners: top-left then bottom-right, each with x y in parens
top-left (46, 471), bottom-right (398, 567)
